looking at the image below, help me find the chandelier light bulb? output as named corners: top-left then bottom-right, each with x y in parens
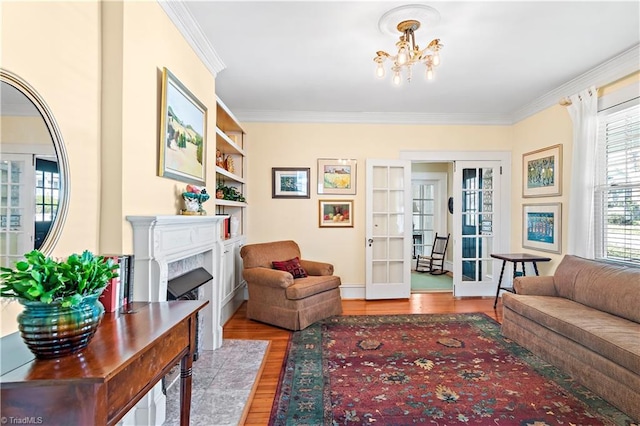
top-left (393, 70), bottom-right (402, 85)
top-left (432, 53), bottom-right (440, 67)
top-left (376, 62), bottom-right (385, 78)
top-left (426, 67), bottom-right (434, 80)
top-left (397, 47), bottom-right (408, 65)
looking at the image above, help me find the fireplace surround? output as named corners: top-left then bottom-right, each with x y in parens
top-left (124, 214), bottom-right (227, 425)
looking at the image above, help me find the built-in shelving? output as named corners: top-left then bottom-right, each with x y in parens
top-left (215, 97), bottom-right (247, 323)
top-left (215, 96), bottom-right (247, 240)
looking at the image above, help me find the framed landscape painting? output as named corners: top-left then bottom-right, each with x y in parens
top-left (158, 67), bottom-right (207, 185)
top-left (523, 203), bottom-right (562, 253)
top-left (522, 144), bottom-right (562, 198)
top-left (317, 159), bottom-right (356, 195)
top-left (272, 167), bottom-right (310, 198)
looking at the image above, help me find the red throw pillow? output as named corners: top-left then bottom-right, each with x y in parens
top-left (272, 257), bottom-right (308, 278)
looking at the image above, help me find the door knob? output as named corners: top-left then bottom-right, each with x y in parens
top-left (367, 238), bottom-right (373, 247)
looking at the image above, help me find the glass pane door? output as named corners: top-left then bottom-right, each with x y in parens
top-left (1, 155), bottom-right (34, 268)
top-left (453, 161), bottom-right (500, 297)
top-left (366, 159), bottom-right (411, 299)
top-left (412, 182), bottom-right (435, 259)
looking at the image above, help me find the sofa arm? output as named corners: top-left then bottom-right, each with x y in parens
top-left (513, 275), bottom-right (558, 296)
top-left (300, 259), bottom-right (334, 276)
top-left (243, 267), bottom-right (294, 289)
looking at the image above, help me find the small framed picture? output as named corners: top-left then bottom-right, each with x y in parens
top-left (522, 144), bottom-right (562, 197)
top-left (317, 159), bottom-right (357, 195)
top-left (272, 167), bottom-right (310, 198)
top-left (523, 203), bottom-right (562, 253)
top-left (319, 200), bottom-right (353, 228)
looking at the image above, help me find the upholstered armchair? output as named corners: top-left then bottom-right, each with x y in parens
top-left (239, 240), bottom-right (343, 330)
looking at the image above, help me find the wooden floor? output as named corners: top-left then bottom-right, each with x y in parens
top-left (223, 293), bottom-right (504, 425)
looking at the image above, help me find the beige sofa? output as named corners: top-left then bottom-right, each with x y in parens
top-left (502, 255), bottom-right (640, 420)
top-left (240, 240), bottom-right (343, 331)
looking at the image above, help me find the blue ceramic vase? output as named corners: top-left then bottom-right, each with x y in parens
top-left (17, 293), bottom-right (105, 359)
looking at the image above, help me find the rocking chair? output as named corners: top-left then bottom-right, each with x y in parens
top-left (415, 233), bottom-right (450, 275)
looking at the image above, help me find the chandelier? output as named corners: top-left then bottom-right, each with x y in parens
top-left (374, 6), bottom-right (443, 85)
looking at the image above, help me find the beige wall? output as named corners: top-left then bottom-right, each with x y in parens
top-left (1, 116), bottom-right (51, 145)
top-left (511, 104), bottom-right (572, 275)
top-left (243, 123), bottom-right (511, 286)
top-left (2, 1), bottom-right (102, 256)
top-left (0, 0), bottom-right (215, 335)
top-left (101, 1), bottom-right (217, 254)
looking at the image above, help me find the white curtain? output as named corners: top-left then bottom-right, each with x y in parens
top-left (566, 86), bottom-right (598, 258)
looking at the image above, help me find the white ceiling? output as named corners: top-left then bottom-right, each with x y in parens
top-left (175, 1), bottom-right (639, 125)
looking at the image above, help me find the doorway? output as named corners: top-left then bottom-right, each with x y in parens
top-left (410, 166), bottom-right (452, 293)
top-left (400, 151), bottom-right (512, 298)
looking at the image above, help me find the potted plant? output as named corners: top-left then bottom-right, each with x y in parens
top-left (0, 250), bottom-right (119, 359)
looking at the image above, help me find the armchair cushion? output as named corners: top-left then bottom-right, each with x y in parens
top-left (285, 275), bottom-right (341, 300)
top-left (272, 256), bottom-right (308, 278)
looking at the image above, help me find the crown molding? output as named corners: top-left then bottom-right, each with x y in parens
top-left (234, 110), bottom-right (513, 126)
top-left (157, 0), bottom-right (226, 76)
top-left (510, 43), bottom-right (640, 124)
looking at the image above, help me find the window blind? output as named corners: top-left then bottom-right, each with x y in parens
top-left (594, 103), bottom-right (640, 265)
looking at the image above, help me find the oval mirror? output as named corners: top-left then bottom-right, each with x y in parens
top-left (0, 69), bottom-right (69, 267)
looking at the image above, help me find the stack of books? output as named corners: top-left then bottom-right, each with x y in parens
top-left (98, 254), bottom-right (135, 312)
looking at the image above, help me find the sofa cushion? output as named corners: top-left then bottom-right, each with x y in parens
top-left (273, 257), bottom-right (308, 278)
top-left (285, 275), bottom-right (341, 300)
top-left (503, 293), bottom-right (640, 376)
top-left (553, 255), bottom-right (640, 323)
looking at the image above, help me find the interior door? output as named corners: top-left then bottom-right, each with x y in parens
top-left (453, 161), bottom-right (500, 297)
top-left (365, 159), bottom-right (412, 299)
top-left (0, 154), bottom-right (35, 268)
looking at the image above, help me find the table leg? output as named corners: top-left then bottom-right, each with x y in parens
top-left (533, 261), bottom-right (540, 276)
top-left (179, 353), bottom-right (193, 426)
top-left (494, 260), bottom-right (507, 309)
top-left (521, 262), bottom-right (526, 277)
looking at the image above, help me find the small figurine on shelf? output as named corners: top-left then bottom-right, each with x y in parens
top-left (181, 184), bottom-right (210, 215)
top-left (215, 150), bottom-right (224, 168)
top-left (224, 155), bottom-right (235, 173)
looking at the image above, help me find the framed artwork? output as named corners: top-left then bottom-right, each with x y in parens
top-left (522, 144), bottom-right (562, 197)
top-left (158, 67), bottom-right (207, 185)
top-left (523, 203), bottom-right (562, 253)
top-left (272, 167), bottom-right (310, 198)
top-left (317, 158), bottom-right (357, 195)
top-left (319, 200), bottom-right (353, 228)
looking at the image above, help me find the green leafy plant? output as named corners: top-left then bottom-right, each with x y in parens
top-left (0, 250), bottom-right (119, 307)
top-left (216, 182), bottom-right (246, 202)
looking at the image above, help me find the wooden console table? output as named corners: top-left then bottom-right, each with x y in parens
top-left (491, 253), bottom-right (551, 308)
top-left (0, 300), bottom-right (208, 426)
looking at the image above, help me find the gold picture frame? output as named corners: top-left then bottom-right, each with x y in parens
top-left (319, 200), bottom-right (354, 228)
top-left (158, 68), bottom-right (207, 185)
top-left (522, 144), bottom-right (562, 198)
top-left (317, 158), bottom-right (356, 195)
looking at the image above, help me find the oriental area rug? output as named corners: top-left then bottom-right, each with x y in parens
top-left (269, 313), bottom-right (636, 426)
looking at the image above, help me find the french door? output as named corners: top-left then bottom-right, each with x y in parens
top-left (452, 161), bottom-right (501, 297)
top-left (365, 159), bottom-right (412, 299)
top-left (0, 154), bottom-right (35, 268)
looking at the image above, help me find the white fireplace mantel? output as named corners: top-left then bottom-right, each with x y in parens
top-left (126, 214), bottom-right (227, 351)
